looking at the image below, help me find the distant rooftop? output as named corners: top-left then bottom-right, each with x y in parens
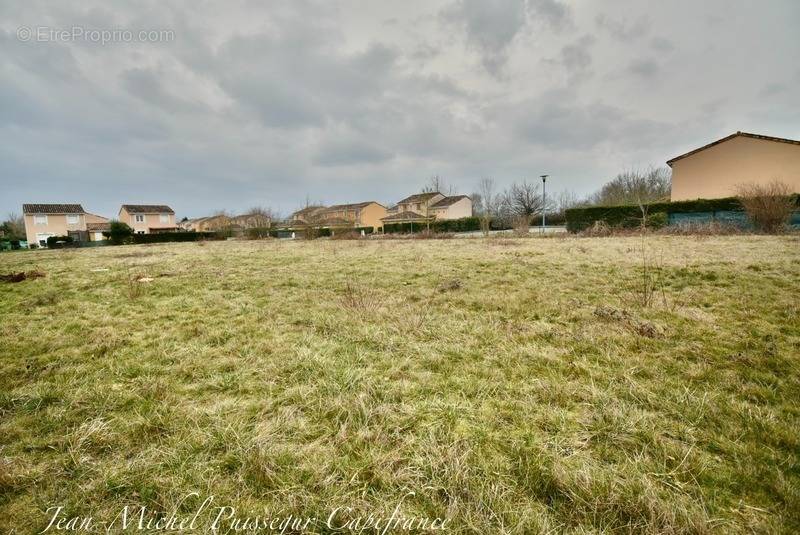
top-left (396, 192), bottom-right (442, 205)
top-left (431, 195), bottom-right (469, 208)
top-left (121, 204), bottom-right (174, 214)
top-left (23, 203), bottom-right (84, 214)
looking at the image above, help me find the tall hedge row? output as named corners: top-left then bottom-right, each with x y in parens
top-left (131, 231), bottom-right (220, 244)
top-left (564, 197), bottom-right (746, 233)
top-left (383, 216), bottom-right (484, 234)
top-left (565, 195), bottom-right (800, 233)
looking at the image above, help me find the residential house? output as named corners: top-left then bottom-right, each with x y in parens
top-left (668, 132), bottom-right (800, 201)
top-left (291, 205), bottom-right (326, 225)
top-left (22, 203), bottom-right (88, 246)
top-left (118, 204), bottom-right (177, 234)
top-left (183, 214), bottom-right (231, 232)
top-left (381, 192), bottom-right (472, 225)
top-left (318, 202), bottom-right (387, 230)
top-left (85, 213), bottom-right (111, 241)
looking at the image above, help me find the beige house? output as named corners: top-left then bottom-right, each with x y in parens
top-left (85, 213), bottom-right (111, 241)
top-left (23, 203), bottom-right (89, 246)
top-left (183, 214), bottom-right (231, 232)
top-left (118, 204), bottom-right (177, 234)
top-left (318, 202), bottom-right (387, 230)
top-left (382, 192), bottom-right (473, 224)
top-left (23, 204), bottom-right (110, 246)
top-left (291, 205), bottom-right (327, 225)
top-left (668, 132), bottom-right (800, 201)
top-left (183, 212), bottom-right (272, 232)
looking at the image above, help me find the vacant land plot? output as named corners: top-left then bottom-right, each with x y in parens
top-left (1, 235), bottom-right (799, 533)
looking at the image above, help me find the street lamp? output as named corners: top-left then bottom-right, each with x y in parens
top-left (540, 175), bottom-right (549, 233)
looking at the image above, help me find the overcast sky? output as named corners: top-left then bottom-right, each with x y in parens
top-left (2, 0), bottom-right (798, 219)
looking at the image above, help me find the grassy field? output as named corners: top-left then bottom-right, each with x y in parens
top-left (1, 235), bottom-right (799, 533)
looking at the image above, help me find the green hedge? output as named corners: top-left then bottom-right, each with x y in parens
top-left (131, 231), bottom-right (220, 244)
top-left (564, 197), bottom-right (748, 232)
top-left (46, 235), bottom-right (74, 248)
top-left (566, 195), bottom-right (800, 232)
top-left (383, 217), bottom-right (482, 234)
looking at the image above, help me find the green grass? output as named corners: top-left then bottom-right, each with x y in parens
top-left (1, 235), bottom-right (799, 533)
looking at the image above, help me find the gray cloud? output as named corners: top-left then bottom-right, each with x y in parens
top-left (441, 0), bottom-right (528, 76)
top-left (627, 58), bottom-right (659, 78)
top-left (1, 0), bottom-right (798, 218)
top-left (595, 14), bottom-right (650, 41)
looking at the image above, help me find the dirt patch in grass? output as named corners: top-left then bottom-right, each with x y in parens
top-left (0, 270), bottom-right (45, 283)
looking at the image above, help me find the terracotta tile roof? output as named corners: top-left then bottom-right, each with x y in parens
top-left (86, 222), bottom-right (110, 231)
top-left (667, 131), bottom-right (800, 166)
top-left (396, 192), bottom-right (441, 204)
top-left (431, 195), bottom-right (469, 208)
top-left (23, 203), bottom-right (84, 214)
top-left (381, 210), bottom-right (430, 221)
top-left (121, 204), bottom-right (174, 214)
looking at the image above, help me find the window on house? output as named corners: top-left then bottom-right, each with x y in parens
top-left (135, 215), bottom-right (145, 223)
top-left (66, 215), bottom-right (79, 224)
top-left (34, 215), bottom-right (48, 225)
top-left (159, 214), bottom-right (169, 223)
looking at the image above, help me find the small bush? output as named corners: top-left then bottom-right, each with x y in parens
top-left (646, 212), bottom-right (668, 229)
top-left (46, 235), bottom-right (74, 248)
top-left (106, 221), bottom-right (133, 245)
top-left (736, 180), bottom-right (796, 233)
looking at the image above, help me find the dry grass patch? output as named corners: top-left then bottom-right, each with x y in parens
top-left (0, 236), bottom-right (798, 532)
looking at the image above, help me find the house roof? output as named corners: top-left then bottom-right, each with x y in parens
top-left (121, 204), bottom-right (174, 214)
top-left (381, 210), bottom-right (431, 221)
top-left (431, 195), bottom-right (469, 208)
top-left (23, 203), bottom-right (84, 214)
top-left (323, 201), bottom-right (384, 211)
top-left (667, 131), bottom-right (800, 167)
top-left (396, 192), bottom-right (442, 204)
top-left (292, 205), bottom-right (326, 216)
top-left (86, 222), bottom-right (111, 231)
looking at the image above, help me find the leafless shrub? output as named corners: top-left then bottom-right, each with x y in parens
top-left (655, 221), bottom-right (745, 236)
top-left (123, 267), bottom-right (149, 300)
top-left (512, 216), bottom-right (530, 236)
top-left (580, 221), bottom-right (613, 237)
top-left (593, 305), bottom-right (662, 338)
top-left (736, 180), bottom-right (795, 233)
top-left (341, 282), bottom-right (382, 314)
top-left (437, 278), bottom-right (462, 292)
top-left (331, 230), bottom-right (365, 240)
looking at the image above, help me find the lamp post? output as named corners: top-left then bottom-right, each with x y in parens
top-left (540, 175), bottom-right (548, 234)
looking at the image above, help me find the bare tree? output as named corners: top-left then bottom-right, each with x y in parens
top-left (247, 206), bottom-right (274, 228)
top-left (506, 179), bottom-right (544, 222)
top-left (477, 177), bottom-right (499, 236)
top-left (588, 167), bottom-right (671, 206)
top-left (3, 212), bottom-right (25, 238)
top-left (736, 180), bottom-right (795, 233)
top-left (422, 175), bottom-right (455, 195)
top-left (554, 190), bottom-right (580, 214)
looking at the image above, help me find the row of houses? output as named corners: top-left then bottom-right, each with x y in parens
top-left (288, 192), bottom-right (473, 231)
top-left (22, 204), bottom-right (176, 247)
top-left (21, 190), bottom-right (474, 247)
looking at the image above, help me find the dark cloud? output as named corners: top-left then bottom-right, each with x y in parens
top-left (441, 0), bottom-right (528, 76)
top-left (627, 58), bottom-right (659, 78)
top-left (595, 14), bottom-right (650, 41)
top-left (557, 35), bottom-right (595, 83)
